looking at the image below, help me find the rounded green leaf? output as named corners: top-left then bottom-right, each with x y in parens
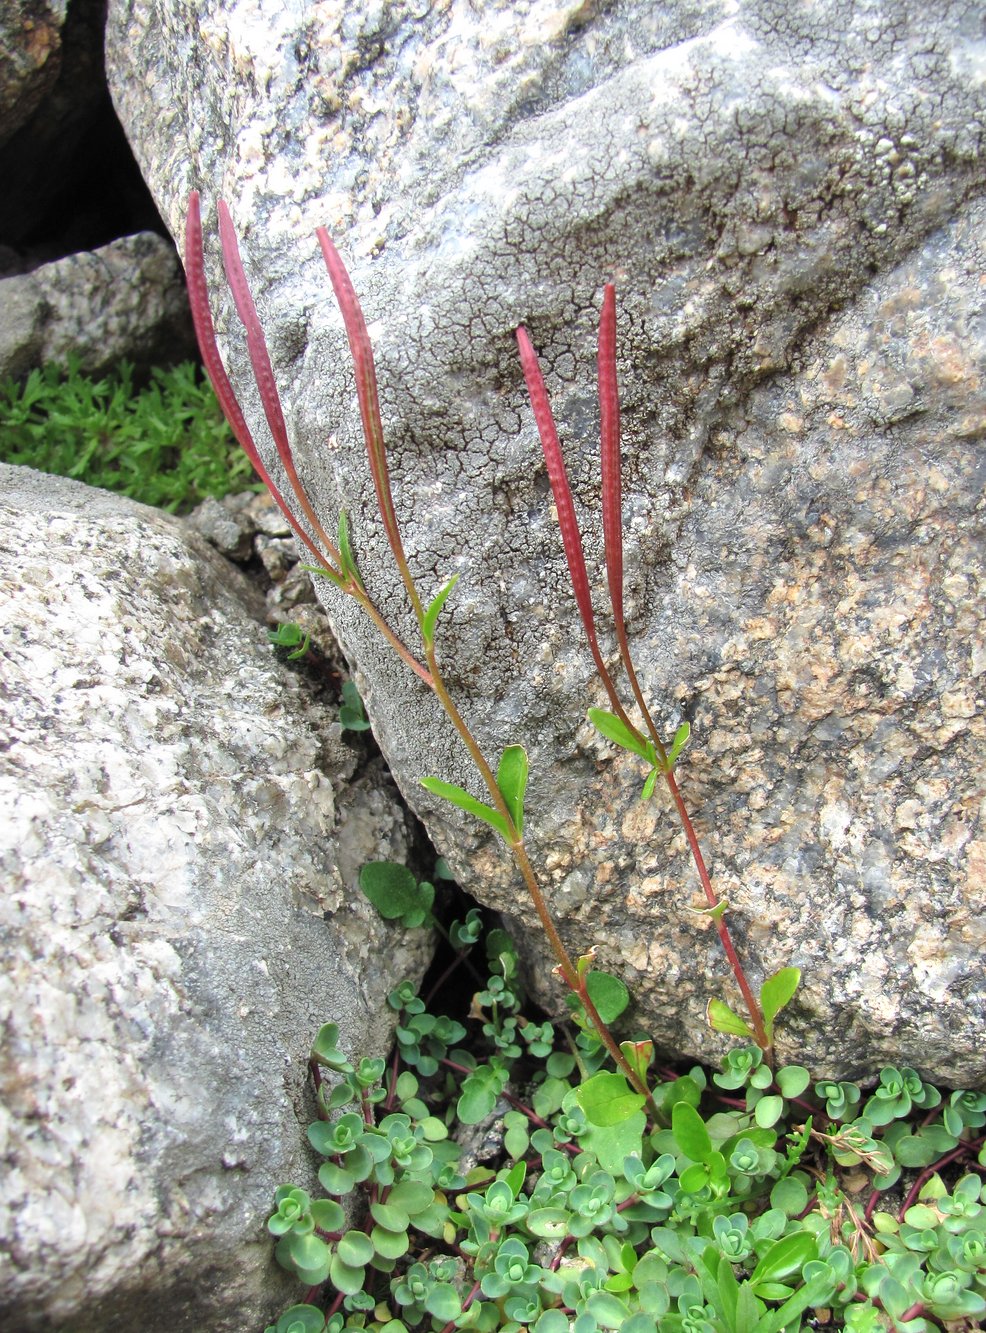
top-left (310, 1198), bottom-right (345, 1232)
top-left (370, 1201), bottom-right (409, 1232)
top-left (586, 970), bottom-right (630, 1024)
top-left (672, 1101), bottom-right (712, 1162)
top-left (337, 1229), bottom-right (374, 1267)
top-left (770, 1176), bottom-right (809, 1216)
top-left (526, 1207), bottom-right (572, 1239)
top-left (386, 1179), bottom-right (435, 1215)
top-left (274, 1306), bottom-right (328, 1333)
top-left (359, 861), bottom-right (421, 920)
top-left (775, 1065), bottom-right (811, 1099)
top-left (754, 1095), bottom-right (785, 1128)
top-left (576, 1071), bottom-right (645, 1127)
top-left (317, 1161), bottom-right (355, 1196)
top-left (371, 1224), bottom-right (410, 1259)
top-left (329, 1249), bottom-right (365, 1296)
top-left (425, 1284), bottom-right (462, 1321)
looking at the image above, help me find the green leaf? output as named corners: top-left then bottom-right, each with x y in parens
top-left (273, 1306), bottom-right (328, 1333)
top-left (358, 861), bottom-right (426, 921)
top-left (425, 1285), bottom-right (462, 1321)
top-left (775, 1065), bottom-right (810, 1099)
top-left (620, 1039), bottom-right (654, 1085)
top-left (707, 998), bottom-right (755, 1039)
top-left (420, 777), bottom-right (510, 840)
top-left (672, 1101), bottom-right (712, 1162)
top-left (575, 1071), bottom-right (645, 1127)
top-left (386, 1180), bottom-right (435, 1215)
top-left (458, 1077), bottom-right (499, 1125)
top-left (309, 1198), bottom-right (345, 1232)
top-left (526, 1207), bottom-right (572, 1239)
top-left (754, 1095), bottom-right (785, 1128)
top-left (337, 509), bottom-right (364, 589)
top-left (370, 1224), bottom-right (410, 1259)
top-left (586, 970), bottom-right (630, 1024)
top-left (309, 1022), bottom-right (350, 1070)
top-left (422, 572), bottom-right (460, 646)
top-left (641, 768), bottom-right (658, 800)
top-left (749, 1230), bottom-right (817, 1289)
top-left (666, 721), bottom-right (691, 767)
top-left (582, 1109), bottom-right (646, 1175)
top-left (336, 1229), bottom-right (374, 1267)
top-left (760, 968), bottom-right (801, 1037)
top-left (588, 708), bottom-right (651, 761)
top-left (329, 1249), bottom-right (365, 1295)
top-left (496, 745), bottom-right (529, 833)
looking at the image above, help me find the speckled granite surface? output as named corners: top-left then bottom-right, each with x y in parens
top-left (0, 467), bottom-right (428, 1330)
top-left (106, 0), bottom-right (985, 1081)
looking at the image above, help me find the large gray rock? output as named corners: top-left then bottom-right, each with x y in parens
top-left (106, 0), bottom-right (986, 1082)
top-left (0, 231), bottom-right (195, 379)
top-left (0, 466), bottom-right (431, 1331)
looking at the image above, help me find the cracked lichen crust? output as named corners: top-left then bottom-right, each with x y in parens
top-left (0, 466), bottom-right (429, 1330)
top-left (108, 0), bottom-right (984, 1079)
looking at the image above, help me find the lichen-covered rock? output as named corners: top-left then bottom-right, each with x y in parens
top-left (0, 231), bottom-right (195, 379)
top-left (0, 1), bottom-right (67, 146)
top-left (106, 0), bottom-right (985, 1081)
top-left (0, 466), bottom-right (431, 1331)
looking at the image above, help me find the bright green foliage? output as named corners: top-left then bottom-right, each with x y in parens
top-left (268, 916), bottom-right (986, 1333)
top-left (359, 862), bottom-right (435, 930)
top-left (0, 358), bottom-right (252, 511)
top-left (268, 622), bottom-right (312, 660)
top-left (339, 680), bottom-right (372, 731)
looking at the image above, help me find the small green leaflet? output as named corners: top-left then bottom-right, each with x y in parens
top-left (496, 745), bottom-right (528, 833)
top-left (665, 720), bottom-right (690, 768)
top-left (672, 1100), bottom-right (712, 1162)
top-left (707, 998), bottom-right (755, 1039)
top-left (422, 573), bottom-right (460, 647)
top-left (337, 510), bottom-right (364, 590)
top-left (575, 1071), bottom-right (645, 1127)
top-left (760, 967), bottom-right (801, 1039)
top-left (301, 561), bottom-right (347, 591)
top-left (585, 970), bottom-right (630, 1024)
top-left (641, 768), bottom-right (658, 800)
top-left (420, 777), bottom-right (510, 841)
top-left (588, 708), bottom-right (654, 763)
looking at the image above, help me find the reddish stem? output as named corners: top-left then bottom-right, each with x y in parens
top-left (900, 1144), bottom-right (971, 1215)
top-left (317, 228), bottom-right (425, 624)
top-left (664, 767), bottom-right (769, 1052)
top-left (185, 193), bottom-right (338, 573)
top-left (516, 325), bottom-right (638, 738)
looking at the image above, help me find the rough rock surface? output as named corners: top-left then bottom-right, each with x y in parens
top-left (0, 1), bottom-right (67, 146)
top-left (0, 465), bottom-right (431, 1331)
top-left (106, 0), bottom-right (986, 1081)
top-left (0, 231), bottom-right (195, 379)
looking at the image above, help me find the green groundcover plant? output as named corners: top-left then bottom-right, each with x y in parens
top-left (183, 195), bottom-right (985, 1330)
top-left (262, 886), bottom-right (985, 1333)
top-left (0, 357), bottom-right (252, 512)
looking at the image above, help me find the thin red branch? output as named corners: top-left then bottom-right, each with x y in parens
top-left (184, 193), bottom-right (339, 573)
top-left (316, 228), bottom-right (424, 624)
top-left (597, 285), bottom-right (668, 765)
top-left (217, 201), bottom-right (342, 566)
top-left (516, 325), bottom-right (639, 736)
